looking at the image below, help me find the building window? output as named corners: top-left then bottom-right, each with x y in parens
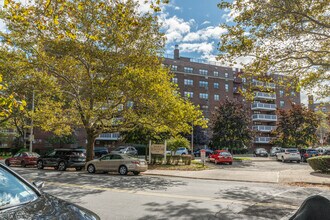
top-left (199, 69), bottom-right (208, 75)
top-left (225, 83), bottom-right (229, 92)
top-left (171, 65), bottom-right (178, 71)
top-left (184, 92), bottom-right (193, 98)
top-left (280, 101), bottom-right (285, 108)
top-left (291, 91), bottom-right (295, 96)
top-left (184, 79), bottom-right (193, 86)
top-left (225, 73), bottom-right (229, 78)
top-left (199, 81), bottom-right (208, 87)
top-left (279, 90), bottom-right (284, 97)
top-left (214, 83), bottom-right (219, 89)
top-left (184, 67), bottom-right (193, 73)
top-left (214, 71), bottom-right (219, 77)
top-left (242, 78), bottom-right (246, 83)
top-left (214, 94), bottom-right (220, 101)
top-left (172, 77), bottom-right (178, 84)
top-left (199, 93), bottom-right (208, 99)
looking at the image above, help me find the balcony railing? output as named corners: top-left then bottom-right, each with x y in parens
top-left (252, 126), bottom-right (277, 132)
top-left (253, 80), bottom-right (276, 89)
top-left (251, 102), bottom-right (277, 110)
top-left (254, 137), bottom-right (273, 143)
top-left (96, 132), bottom-right (120, 140)
top-left (254, 92), bottom-right (276, 100)
top-left (252, 114), bottom-right (277, 121)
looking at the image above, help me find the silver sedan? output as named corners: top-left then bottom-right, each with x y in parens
top-left (85, 153), bottom-right (147, 175)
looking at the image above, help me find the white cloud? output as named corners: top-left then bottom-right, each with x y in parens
top-left (182, 26), bottom-right (227, 42)
top-left (160, 15), bottom-right (194, 43)
top-left (201, 21), bottom-right (211, 26)
top-left (179, 42), bottom-right (214, 55)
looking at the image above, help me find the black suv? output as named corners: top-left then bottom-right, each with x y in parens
top-left (37, 149), bottom-right (86, 171)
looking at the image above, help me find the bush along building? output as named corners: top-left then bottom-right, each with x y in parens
top-left (163, 45), bottom-right (301, 151)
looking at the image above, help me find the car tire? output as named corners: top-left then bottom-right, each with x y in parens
top-left (75, 167), bottom-right (83, 171)
top-left (5, 160), bottom-right (10, 166)
top-left (58, 161), bottom-right (67, 171)
top-left (133, 171), bottom-right (140, 175)
top-left (37, 160), bottom-right (44, 169)
top-left (229, 162), bottom-right (232, 165)
top-left (297, 160), bottom-right (301, 163)
top-left (181, 153), bottom-right (186, 155)
top-left (21, 161), bottom-right (26, 168)
top-left (87, 164), bottom-right (96, 173)
top-left (282, 157), bottom-right (285, 163)
top-left (119, 165), bottom-right (128, 175)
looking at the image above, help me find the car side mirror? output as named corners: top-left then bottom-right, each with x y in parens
top-left (33, 181), bottom-right (44, 189)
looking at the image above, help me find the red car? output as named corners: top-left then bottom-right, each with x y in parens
top-left (209, 150), bottom-right (233, 165)
top-left (5, 152), bottom-right (40, 167)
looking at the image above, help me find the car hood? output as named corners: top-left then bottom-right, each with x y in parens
top-left (0, 193), bottom-right (100, 220)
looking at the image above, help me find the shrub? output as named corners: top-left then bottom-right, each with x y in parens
top-left (182, 155), bottom-right (192, 165)
top-left (307, 156), bottom-right (330, 173)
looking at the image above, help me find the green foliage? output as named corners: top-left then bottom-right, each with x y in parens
top-left (47, 134), bottom-right (76, 147)
top-left (211, 98), bottom-right (254, 150)
top-left (272, 104), bottom-right (319, 148)
top-left (218, 0), bottom-right (330, 98)
top-left (167, 136), bottom-right (190, 152)
top-left (0, 0), bottom-right (205, 161)
top-left (307, 156), bottom-right (330, 173)
top-left (150, 154), bottom-right (191, 165)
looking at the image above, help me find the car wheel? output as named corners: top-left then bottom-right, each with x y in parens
top-left (75, 167), bottom-right (83, 171)
top-left (181, 153), bottom-right (186, 155)
top-left (21, 161), bottom-right (26, 168)
top-left (133, 171), bottom-right (140, 175)
top-left (229, 162), bottom-right (232, 165)
top-left (5, 160), bottom-right (10, 166)
top-left (282, 157), bottom-right (285, 163)
top-left (119, 165), bottom-right (128, 175)
top-left (297, 160), bottom-right (301, 163)
top-left (58, 161), bottom-right (67, 171)
top-left (87, 164), bottom-right (95, 173)
top-left (37, 160), bottom-right (44, 169)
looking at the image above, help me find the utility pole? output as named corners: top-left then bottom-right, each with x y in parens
top-left (191, 122), bottom-right (194, 156)
top-left (29, 90), bottom-right (35, 153)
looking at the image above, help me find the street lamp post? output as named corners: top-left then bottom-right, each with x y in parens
top-left (191, 122), bottom-right (194, 156)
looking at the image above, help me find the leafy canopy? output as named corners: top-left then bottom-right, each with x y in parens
top-left (218, 0), bottom-right (330, 97)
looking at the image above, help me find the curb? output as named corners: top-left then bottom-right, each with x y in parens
top-left (142, 172), bottom-right (278, 184)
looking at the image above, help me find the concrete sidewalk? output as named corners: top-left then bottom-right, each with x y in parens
top-left (144, 166), bottom-right (330, 185)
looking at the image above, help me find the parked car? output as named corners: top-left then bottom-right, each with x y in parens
top-left (5, 152), bottom-right (39, 167)
top-left (0, 163), bottom-right (100, 219)
top-left (276, 148), bottom-right (301, 163)
top-left (315, 147), bottom-right (329, 155)
top-left (85, 153), bottom-right (147, 175)
top-left (37, 149), bottom-right (86, 171)
top-left (193, 148), bottom-right (213, 157)
top-left (270, 147), bottom-right (281, 157)
top-left (209, 150), bottom-right (233, 165)
top-left (111, 146), bottom-right (138, 155)
top-left (299, 149), bottom-right (319, 162)
top-left (254, 148), bottom-right (269, 157)
top-left (323, 150), bottom-right (330, 155)
top-left (94, 147), bottom-right (109, 158)
top-left (166, 147), bottom-right (189, 155)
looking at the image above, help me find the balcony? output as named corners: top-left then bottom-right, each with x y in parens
top-left (96, 132), bottom-right (120, 140)
top-left (253, 80), bottom-right (276, 89)
top-left (252, 114), bottom-right (277, 121)
top-left (252, 125), bottom-right (277, 132)
top-left (254, 92), bottom-right (276, 100)
top-left (251, 102), bottom-right (277, 111)
top-left (254, 137), bottom-right (273, 143)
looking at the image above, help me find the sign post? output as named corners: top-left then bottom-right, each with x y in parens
top-left (200, 149), bottom-right (206, 167)
top-left (148, 140), bottom-right (151, 164)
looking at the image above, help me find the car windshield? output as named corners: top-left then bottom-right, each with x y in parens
top-left (28, 152), bottom-right (40, 157)
top-left (0, 167), bottom-right (38, 210)
top-left (220, 152), bottom-right (231, 156)
top-left (307, 150), bottom-right (318, 154)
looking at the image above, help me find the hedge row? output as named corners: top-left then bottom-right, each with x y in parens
top-left (150, 155), bottom-right (192, 165)
top-left (307, 156), bottom-right (330, 173)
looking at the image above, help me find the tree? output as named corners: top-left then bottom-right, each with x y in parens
top-left (218, 0), bottom-right (329, 97)
top-left (167, 136), bottom-right (190, 152)
top-left (47, 134), bottom-right (77, 148)
top-left (272, 104), bottom-right (319, 148)
top-left (315, 111), bottom-right (330, 146)
top-left (211, 99), bottom-right (254, 151)
top-left (1, 0), bottom-right (205, 161)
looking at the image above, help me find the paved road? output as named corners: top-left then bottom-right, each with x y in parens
top-left (11, 167), bottom-right (330, 220)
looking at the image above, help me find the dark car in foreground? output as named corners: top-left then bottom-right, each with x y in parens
top-left (37, 148), bottom-right (86, 171)
top-left (0, 163), bottom-right (100, 220)
top-left (254, 148), bottom-right (269, 157)
top-left (300, 149), bottom-right (319, 162)
top-left (5, 152), bottom-right (39, 167)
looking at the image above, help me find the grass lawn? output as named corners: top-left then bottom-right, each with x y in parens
top-left (148, 160), bottom-right (210, 171)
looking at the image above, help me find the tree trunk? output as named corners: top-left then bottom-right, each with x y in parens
top-left (86, 133), bottom-right (96, 162)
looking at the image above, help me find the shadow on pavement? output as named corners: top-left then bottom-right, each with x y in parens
top-left (310, 172), bottom-right (330, 178)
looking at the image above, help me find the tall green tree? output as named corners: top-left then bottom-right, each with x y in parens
top-left (211, 99), bottom-right (254, 151)
top-left (315, 110), bottom-right (330, 146)
top-left (0, 0), bottom-right (205, 161)
top-left (218, 0), bottom-right (329, 97)
top-left (272, 104), bottom-right (319, 148)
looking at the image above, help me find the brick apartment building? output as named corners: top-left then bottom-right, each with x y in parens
top-left (308, 95), bottom-right (330, 113)
top-left (163, 46), bottom-right (301, 150)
